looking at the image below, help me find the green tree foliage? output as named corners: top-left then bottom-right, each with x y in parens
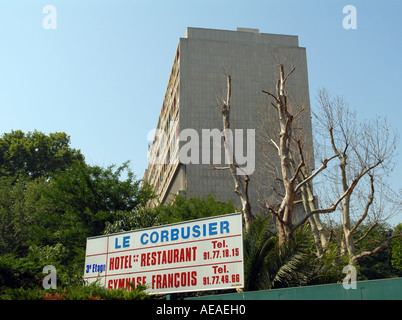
top-left (155, 193), bottom-right (237, 224)
top-left (391, 224), bottom-right (402, 272)
top-left (0, 131), bottom-right (155, 296)
top-left (243, 216), bottom-right (277, 290)
top-left (0, 130), bottom-right (84, 180)
top-left (0, 281), bottom-right (155, 300)
top-left (103, 206), bottom-right (160, 235)
top-left (0, 176), bottom-right (33, 255)
top-left (353, 224), bottom-right (398, 279)
top-left (243, 217), bottom-right (344, 291)
top-left (104, 193), bottom-right (236, 234)
top-left (33, 161), bottom-right (154, 246)
top-left (1, 130), bottom-right (400, 299)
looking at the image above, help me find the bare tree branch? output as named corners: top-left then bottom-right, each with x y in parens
top-left (294, 154), bottom-right (338, 194)
top-left (210, 165), bottom-right (230, 170)
top-left (293, 108), bottom-right (305, 120)
top-left (270, 139), bottom-right (280, 154)
top-left (283, 66), bottom-right (296, 86)
top-left (352, 234), bottom-right (402, 262)
top-left (294, 176), bottom-right (360, 229)
top-left (260, 200), bottom-right (284, 223)
top-left (350, 174), bottom-right (375, 235)
top-left (290, 140), bottom-right (305, 185)
top-left (355, 222), bottom-right (378, 245)
top-left (261, 90), bottom-right (280, 104)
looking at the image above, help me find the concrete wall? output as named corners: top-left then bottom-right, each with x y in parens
top-left (186, 278), bottom-right (402, 300)
top-left (145, 27), bottom-right (314, 214)
top-left (177, 27), bottom-right (313, 211)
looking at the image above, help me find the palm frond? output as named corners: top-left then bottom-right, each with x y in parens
top-left (243, 216), bottom-right (277, 291)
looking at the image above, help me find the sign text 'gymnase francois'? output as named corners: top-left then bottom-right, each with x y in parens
top-left (83, 213), bottom-right (244, 294)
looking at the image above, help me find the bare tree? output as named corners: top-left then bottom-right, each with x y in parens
top-left (313, 88), bottom-right (401, 263)
top-left (256, 88), bottom-right (330, 256)
top-left (212, 74), bottom-right (253, 230)
top-left (216, 64), bottom-right (401, 262)
top-left (260, 64), bottom-right (343, 245)
top-left (259, 65), bottom-right (402, 258)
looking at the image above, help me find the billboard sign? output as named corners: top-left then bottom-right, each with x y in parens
top-left (83, 213), bottom-right (244, 294)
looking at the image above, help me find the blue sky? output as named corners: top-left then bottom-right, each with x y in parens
top-left (0, 1), bottom-right (401, 223)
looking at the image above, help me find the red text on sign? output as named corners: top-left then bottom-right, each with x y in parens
top-left (107, 276), bottom-right (146, 290)
top-left (140, 246), bottom-right (197, 267)
top-left (152, 271), bottom-right (197, 289)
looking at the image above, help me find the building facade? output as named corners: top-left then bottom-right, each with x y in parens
top-left (144, 27), bottom-right (313, 211)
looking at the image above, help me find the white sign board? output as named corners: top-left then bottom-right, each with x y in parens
top-left (83, 213), bottom-right (244, 294)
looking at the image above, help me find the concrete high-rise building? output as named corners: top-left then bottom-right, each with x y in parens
top-left (143, 27), bottom-right (313, 212)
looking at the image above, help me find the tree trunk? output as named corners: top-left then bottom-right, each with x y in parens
top-left (219, 75), bottom-right (254, 230)
top-left (299, 179), bottom-right (328, 257)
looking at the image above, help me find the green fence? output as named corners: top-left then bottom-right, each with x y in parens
top-left (187, 278), bottom-right (402, 300)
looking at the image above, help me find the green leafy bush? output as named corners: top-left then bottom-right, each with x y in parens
top-left (0, 280), bottom-right (155, 300)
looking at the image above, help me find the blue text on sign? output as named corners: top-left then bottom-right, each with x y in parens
top-left (140, 220), bottom-right (230, 245)
top-left (115, 236), bottom-right (130, 249)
